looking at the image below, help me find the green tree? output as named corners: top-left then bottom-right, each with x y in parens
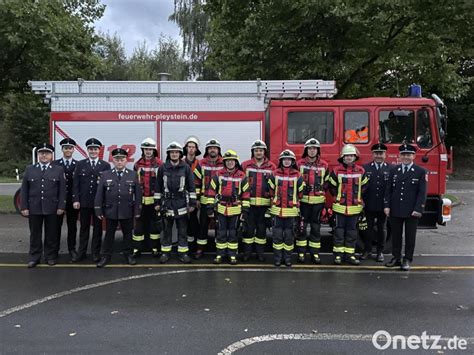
top-left (204, 0), bottom-right (473, 99)
top-left (0, 0), bottom-right (104, 92)
top-left (170, 0), bottom-right (217, 79)
top-left (95, 32), bottom-right (128, 80)
top-left (0, 0), bottom-right (105, 175)
top-left (127, 36), bottom-right (189, 80)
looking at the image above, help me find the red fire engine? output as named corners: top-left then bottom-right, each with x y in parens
top-left (26, 78), bottom-right (452, 228)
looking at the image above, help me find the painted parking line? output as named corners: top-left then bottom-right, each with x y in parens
top-left (218, 333), bottom-right (474, 354)
top-left (0, 263), bottom-right (473, 270)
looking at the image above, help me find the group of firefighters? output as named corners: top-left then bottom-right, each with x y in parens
top-left (20, 135), bottom-right (427, 271)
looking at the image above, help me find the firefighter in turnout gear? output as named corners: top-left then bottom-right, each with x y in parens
top-left (73, 138), bottom-right (110, 262)
top-left (241, 140), bottom-right (276, 261)
top-left (52, 138), bottom-right (79, 261)
top-left (268, 150), bottom-right (305, 267)
top-left (207, 150), bottom-right (250, 265)
top-left (183, 136), bottom-right (201, 252)
top-left (21, 143), bottom-right (67, 268)
top-left (361, 143), bottom-right (391, 262)
top-left (193, 138), bottom-right (224, 258)
top-left (384, 144), bottom-right (427, 271)
top-left (133, 138), bottom-right (163, 257)
top-left (296, 138), bottom-right (329, 264)
top-left (328, 144), bottom-right (368, 265)
top-left (155, 142), bottom-right (197, 264)
top-left (95, 148), bottom-right (142, 267)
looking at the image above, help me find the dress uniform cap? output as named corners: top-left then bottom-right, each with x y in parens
top-left (59, 138), bottom-right (76, 147)
top-left (36, 143), bottom-right (55, 153)
top-left (111, 148), bottom-right (128, 158)
top-left (85, 138), bottom-right (102, 148)
top-left (371, 143), bottom-right (387, 152)
top-left (399, 144), bottom-right (417, 154)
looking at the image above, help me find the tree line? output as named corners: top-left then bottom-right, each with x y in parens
top-left (0, 0), bottom-right (472, 177)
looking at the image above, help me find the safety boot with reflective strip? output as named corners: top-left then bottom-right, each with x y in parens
top-left (345, 254), bottom-right (360, 265)
top-left (297, 253), bottom-right (305, 263)
top-left (312, 253), bottom-right (321, 264)
top-left (213, 255), bottom-right (223, 264)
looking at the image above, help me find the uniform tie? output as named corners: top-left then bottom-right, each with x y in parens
top-left (117, 171), bottom-right (123, 180)
top-left (403, 165), bottom-right (408, 174)
top-left (42, 165), bottom-right (47, 172)
top-left (65, 160), bottom-right (70, 169)
top-left (91, 160), bottom-right (96, 169)
top-left (376, 163), bottom-right (380, 171)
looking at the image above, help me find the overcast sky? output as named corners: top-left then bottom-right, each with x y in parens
top-left (95, 0), bottom-right (181, 57)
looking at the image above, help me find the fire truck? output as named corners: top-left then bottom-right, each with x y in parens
top-left (25, 78), bottom-right (452, 228)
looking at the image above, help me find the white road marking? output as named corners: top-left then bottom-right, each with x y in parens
top-left (0, 268), bottom-right (471, 319)
top-left (0, 269), bottom-right (189, 318)
top-left (218, 333), bottom-right (474, 354)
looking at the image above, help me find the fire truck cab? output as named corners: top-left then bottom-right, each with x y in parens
top-left (28, 79), bottom-right (452, 228)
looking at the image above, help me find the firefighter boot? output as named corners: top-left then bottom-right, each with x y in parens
top-left (195, 247), bottom-right (204, 260)
top-left (311, 253), bottom-right (321, 265)
top-left (229, 256), bottom-right (238, 265)
top-left (284, 250), bottom-right (292, 267)
top-left (151, 248), bottom-right (160, 258)
top-left (97, 256), bottom-right (110, 268)
top-left (274, 250), bottom-right (282, 267)
top-left (126, 254), bottom-right (137, 266)
top-left (297, 253), bottom-right (305, 263)
top-left (213, 255), bottom-right (223, 264)
top-left (132, 248), bottom-right (141, 258)
top-left (178, 253), bottom-right (191, 264)
top-left (256, 243), bottom-right (266, 262)
top-left (345, 254), bottom-right (360, 265)
top-left (159, 253), bottom-right (170, 264)
top-left (242, 251), bottom-right (251, 262)
top-left (334, 254), bottom-right (342, 265)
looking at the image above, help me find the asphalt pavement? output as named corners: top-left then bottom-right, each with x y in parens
top-left (1, 267), bottom-right (473, 354)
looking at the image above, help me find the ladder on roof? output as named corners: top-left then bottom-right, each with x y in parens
top-left (29, 79), bottom-right (337, 99)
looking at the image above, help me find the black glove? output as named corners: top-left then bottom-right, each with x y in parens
top-left (358, 213), bottom-right (368, 231)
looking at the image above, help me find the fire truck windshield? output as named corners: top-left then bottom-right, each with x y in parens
top-left (379, 110), bottom-right (415, 144)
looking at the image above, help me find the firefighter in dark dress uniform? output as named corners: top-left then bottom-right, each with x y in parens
top-left (52, 138), bottom-right (79, 261)
top-left (95, 148), bottom-right (142, 267)
top-left (73, 138), bottom-right (111, 262)
top-left (361, 143), bottom-right (391, 262)
top-left (21, 143), bottom-right (66, 267)
top-left (384, 144), bottom-right (427, 271)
